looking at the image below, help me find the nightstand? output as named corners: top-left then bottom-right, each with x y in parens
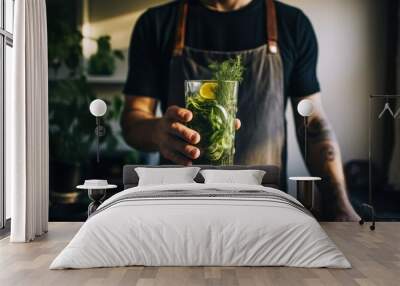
top-left (77, 180), bottom-right (117, 217)
top-left (289, 177), bottom-right (321, 210)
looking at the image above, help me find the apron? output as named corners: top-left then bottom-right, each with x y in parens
top-left (165, 0), bottom-right (286, 187)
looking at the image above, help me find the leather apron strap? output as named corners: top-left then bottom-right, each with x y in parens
top-left (173, 0), bottom-right (189, 56)
top-left (266, 0), bottom-right (278, 53)
top-left (172, 0), bottom-right (279, 56)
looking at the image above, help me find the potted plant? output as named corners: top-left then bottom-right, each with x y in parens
top-left (88, 36), bottom-right (124, 76)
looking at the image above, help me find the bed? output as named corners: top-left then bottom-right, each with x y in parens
top-left (50, 165), bottom-right (350, 269)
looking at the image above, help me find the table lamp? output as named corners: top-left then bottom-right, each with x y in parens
top-left (297, 99), bottom-right (314, 163)
top-left (89, 99), bottom-right (107, 163)
top-left (294, 99), bottom-right (317, 210)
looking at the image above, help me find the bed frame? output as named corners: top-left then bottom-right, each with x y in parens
top-left (123, 165), bottom-right (280, 189)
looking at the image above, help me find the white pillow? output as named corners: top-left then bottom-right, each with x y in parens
top-left (200, 169), bottom-right (266, 185)
top-left (135, 167), bottom-right (200, 186)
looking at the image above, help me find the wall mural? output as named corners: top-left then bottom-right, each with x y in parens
top-left (47, 0), bottom-right (399, 222)
top-left (48, 0), bottom-right (142, 220)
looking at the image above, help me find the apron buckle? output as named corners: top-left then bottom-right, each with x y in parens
top-left (268, 41), bottom-right (278, 54)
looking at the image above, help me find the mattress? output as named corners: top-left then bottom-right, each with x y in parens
top-left (50, 183), bottom-right (351, 269)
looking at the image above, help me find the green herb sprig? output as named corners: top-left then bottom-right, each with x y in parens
top-left (209, 55), bottom-right (244, 82)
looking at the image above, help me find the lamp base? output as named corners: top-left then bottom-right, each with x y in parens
top-left (297, 180), bottom-right (314, 210)
top-left (87, 189), bottom-right (106, 216)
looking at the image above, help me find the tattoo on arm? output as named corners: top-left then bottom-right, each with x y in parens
top-left (296, 116), bottom-right (341, 178)
top-left (297, 117), bottom-right (335, 145)
top-left (308, 119), bottom-right (335, 141)
top-left (320, 144), bottom-right (336, 163)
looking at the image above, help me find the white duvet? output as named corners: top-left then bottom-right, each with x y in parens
top-left (50, 183), bottom-right (350, 269)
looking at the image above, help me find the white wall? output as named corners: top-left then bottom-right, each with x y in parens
top-left (281, 0), bottom-right (387, 193)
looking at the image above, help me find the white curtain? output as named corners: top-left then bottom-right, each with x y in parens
top-left (7, 0), bottom-right (49, 242)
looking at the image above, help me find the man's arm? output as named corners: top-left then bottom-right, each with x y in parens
top-left (291, 93), bottom-right (360, 221)
top-left (121, 96), bottom-right (160, 152)
top-left (121, 95), bottom-right (202, 165)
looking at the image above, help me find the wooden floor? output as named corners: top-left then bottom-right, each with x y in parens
top-left (0, 222), bottom-right (399, 286)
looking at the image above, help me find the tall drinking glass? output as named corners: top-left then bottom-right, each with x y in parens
top-left (185, 80), bottom-right (238, 165)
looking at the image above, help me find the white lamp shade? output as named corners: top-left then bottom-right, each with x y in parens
top-left (89, 99), bottom-right (107, 117)
top-left (297, 99), bottom-right (314, 117)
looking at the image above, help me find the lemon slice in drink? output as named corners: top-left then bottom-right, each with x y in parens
top-left (199, 82), bottom-right (218, 100)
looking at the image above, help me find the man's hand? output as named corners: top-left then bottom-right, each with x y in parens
top-left (155, 105), bottom-right (241, 165)
top-left (335, 199), bottom-right (361, 221)
top-left (155, 106), bottom-right (201, 165)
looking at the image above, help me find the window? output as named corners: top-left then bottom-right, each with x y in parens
top-left (1, 0), bottom-right (14, 230)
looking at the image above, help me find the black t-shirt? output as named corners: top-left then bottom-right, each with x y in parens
top-left (123, 0), bottom-right (321, 102)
